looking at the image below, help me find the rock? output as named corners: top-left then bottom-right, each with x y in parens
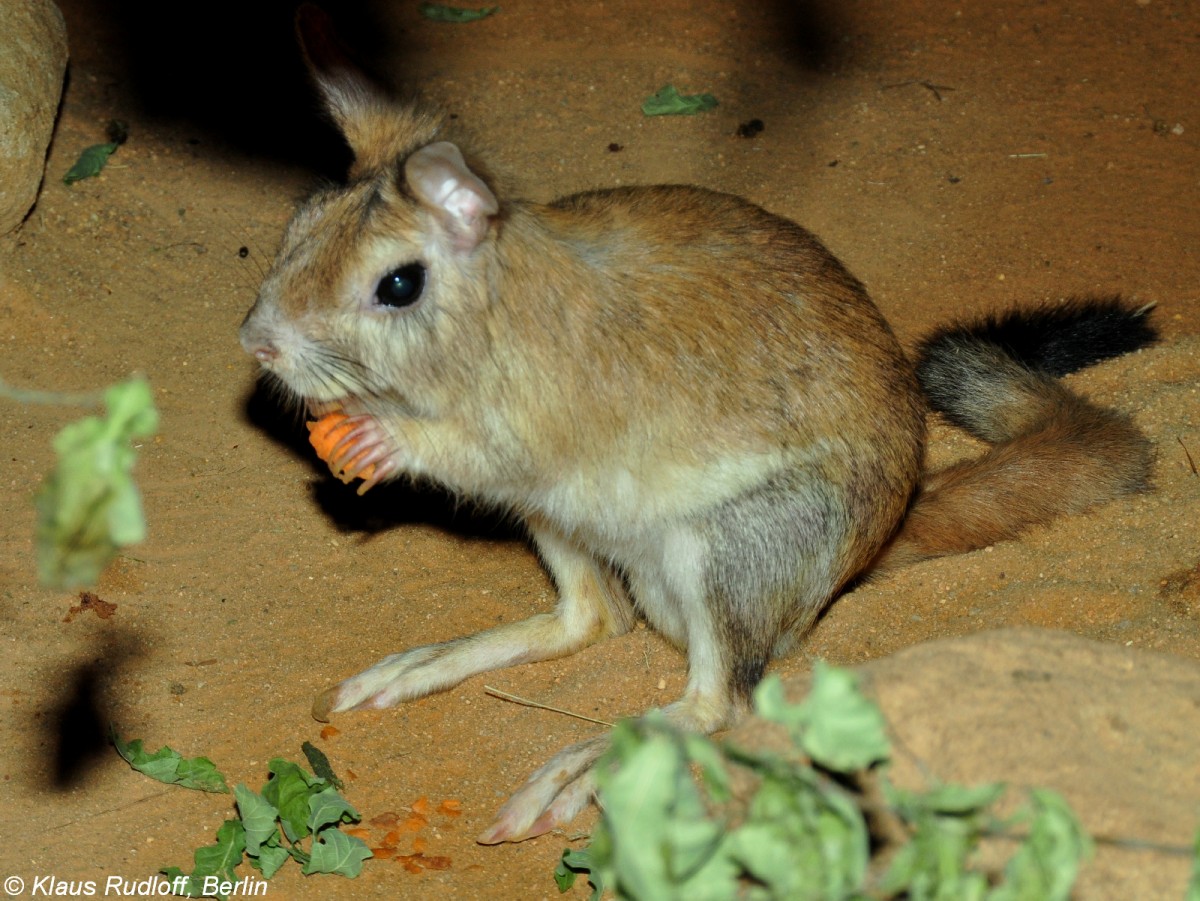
top-left (728, 629), bottom-right (1200, 899)
top-left (0, 0), bottom-right (69, 236)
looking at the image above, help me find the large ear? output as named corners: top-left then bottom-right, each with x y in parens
top-left (404, 142), bottom-right (499, 253)
top-left (295, 4), bottom-right (441, 172)
top-left (294, 5), bottom-right (376, 139)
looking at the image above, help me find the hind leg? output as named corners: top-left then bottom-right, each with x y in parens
top-left (479, 485), bottom-right (849, 842)
top-left (475, 563), bottom-right (739, 844)
top-left (313, 517), bottom-right (634, 719)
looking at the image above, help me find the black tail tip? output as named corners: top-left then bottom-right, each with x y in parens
top-left (918, 295), bottom-right (1158, 378)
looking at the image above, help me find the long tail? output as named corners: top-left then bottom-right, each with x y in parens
top-left (873, 296), bottom-right (1157, 574)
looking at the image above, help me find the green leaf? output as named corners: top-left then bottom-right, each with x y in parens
top-left (641, 84), bottom-right (719, 116)
top-left (112, 730), bottom-right (229, 793)
top-left (248, 835), bottom-right (291, 880)
top-left (683, 732), bottom-right (732, 803)
top-left (989, 790), bottom-right (1091, 901)
top-left (593, 718), bottom-right (737, 900)
top-left (920, 782), bottom-right (1008, 815)
top-left (885, 778), bottom-right (1007, 822)
top-left (64, 142), bottom-right (119, 184)
top-left (301, 741), bottom-right (344, 790)
top-left (35, 377), bottom-right (158, 588)
top-left (730, 768), bottom-right (869, 900)
top-left (419, 2), bottom-right (498, 22)
top-left (302, 829), bottom-right (373, 877)
top-left (554, 847), bottom-right (590, 893)
top-left (308, 785), bottom-right (361, 834)
top-left (754, 665), bottom-right (890, 773)
top-left (158, 867), bottom-right (206, 898)
top-left (879, 812), bottom-right (987, 901)
top-left (234, 784), bottom-right (280, 858)
top-left (1186, 825), bottom-right (1200, 901)
top-left (162, 819), bottom-right (247, 900)
top-left (172, 756), bottom-right (233, 794)
top-left (194, 819), bottom-right (247, 886)
top-left (261, 759), bottom-right (324, 842)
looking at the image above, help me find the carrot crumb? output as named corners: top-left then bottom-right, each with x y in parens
top-left (399, 814), bottom-right (427, 833)
top-left (396, 854), bottom-right (424, 873)
top-left (379, 830), bottom-right (401, 849)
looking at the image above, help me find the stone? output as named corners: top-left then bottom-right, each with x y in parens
top-left (728, 629), bottom-right (1200, 899)
top-left (0, 0), bottom-right (69, 236)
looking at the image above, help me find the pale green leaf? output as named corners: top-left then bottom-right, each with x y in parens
top-left (302, 829), bottom-right (373, 877)
top-left (35, 377), bottom-right (157, 588)
top-left (989, 790), bottom-right (1091, 901)
top-left (641, 84), bottom-right (718, 116)
top-left (112, 731), bottom-right (229, 793)
top-left (308, 785), bottom-right (360, 833)
top-left (755, 665), bottom-right (890, 773)
top-left (234, 784), bottom-right (280, 857)
top-left (64, 142), bottom-right (119, 184)
top-left (261, 758), bottom-right (324, 842)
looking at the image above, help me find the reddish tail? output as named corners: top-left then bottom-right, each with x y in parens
top-left (873, 297), bottom-right (1156, 573)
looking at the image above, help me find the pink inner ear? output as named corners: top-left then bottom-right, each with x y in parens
top-left (405, 142), bottom-right (499, 252)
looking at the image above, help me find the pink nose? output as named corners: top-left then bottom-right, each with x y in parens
top-left (239, 322), bottom-right (278, 362)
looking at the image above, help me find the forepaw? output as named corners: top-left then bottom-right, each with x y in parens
top-left (477, 735), bottom-right (609, 843)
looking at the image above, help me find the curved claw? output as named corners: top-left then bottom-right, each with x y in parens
top-left (311, 686), bottom-right (339, 723)
top-left (356, 456), bottom-right (397, 495)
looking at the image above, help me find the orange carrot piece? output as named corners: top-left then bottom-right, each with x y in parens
top-left (306, 412), bottom-right (376, 484)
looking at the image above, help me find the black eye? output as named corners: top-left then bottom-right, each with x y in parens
top-left (375, 263), bottom-right (426, 308)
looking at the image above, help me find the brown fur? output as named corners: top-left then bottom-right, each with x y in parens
top-left (875, 389), bottom-right (1151, 573)
top-left (238, 5), bottom-right (1156, 843)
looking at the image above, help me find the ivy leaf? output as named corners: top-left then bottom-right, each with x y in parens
top-left (641, 84), bottom-right (718, 116)
top-left (990, 790), bottom-right (1093, 901)
top-left (754, 665), bottom-right (890, 773)
top-left (308, 785), bottom-right (361, 834)
top-left (64, 142), bottom-right (119, 184)
top-left (303, 828), bottom-right (373, 877)
top-left (554, 847), bottom-right (594, 894)
top-left (234, 784), bottom-right (281, 858)
top-left (594, 718), bottom-right (736, 899)
top-left (112, 730), bottom-right (229, 793)
top-left (261, 758), bottom-right (325, 842)
top-left (301, 741), bottom-right (344, 790)
top-left (35, 377), bottom-right (158, 589)
top-left (161, 819), bottom-right (247, 901)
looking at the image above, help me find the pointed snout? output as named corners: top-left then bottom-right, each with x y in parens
top-left (239, 310), bottom-right (279, 363)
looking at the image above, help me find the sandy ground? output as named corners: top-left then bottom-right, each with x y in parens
top-left (2, 0), bottom-right (1198, 898)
